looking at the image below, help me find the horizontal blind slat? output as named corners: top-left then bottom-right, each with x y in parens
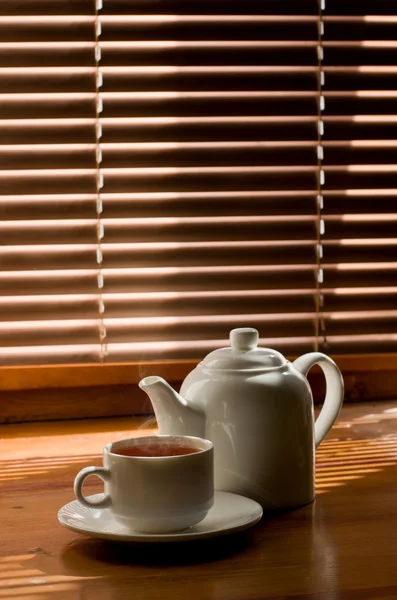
top-left (324, 263), bottom-right (397, 289)
top-left (102, 241), bottom-right (319, 268)
top-left (0, 195), bottom-right (97, 220)
top-left (0, 170), bottom-right (97, 195)
top-left (323, 44), bottom-right (397, 67)
top-left (1, 1), bottom-right (318, 15)
top-left (1, 242), bottom-right (319, 271)
top-left (0, 1), bottom-right (95, 15)
top-left (0, 141), bottom-right (318, 170)
top-left (0, 91), bottom-right (320, 121)
top-left (0, 245), bottom-right (97, 270)
top-left (0, 265), bottom-right (319, 296)
top-left (0, 67), bottom-right (96, 93)
top-left (323, 115), bottom-right (397, 140)
top-left (1, 216), bottom-right (319, 245)
top-left (106, 336), bottom-right (317, 362)
top-left (100, 167), bottom-right (319, 194)
top-left (0, 95), bottom-right (95, 119)
top-left (0, 41), bottom-right (320, 67)
top-left (100, 16), bottom-right (319, 43)
top-left (101, 117), bottom-right (319, 143)
top-left (102, 1), bottom-right (319, 15)
top-left (102, 91), bottom-right (319, 118)
top-left (101, 68), bottom-right (319, 93)
top-left (2, 263), bottom-right (395, 297)
top-left (0, 120), bottom-right (96, 145)
top-left (0, 42), bottom-right (95, 67)
top-left (102, 265), bottom-right (320, 293)
top-left (322, 240), bottom-right (397, 264)
top-left (0, 314), bottom-right (317, 346)
top-left (0, 270), bottom-right (100, 295)
top-left (100, 43), bottom-right (318, 67)
top-left (0, 117), bottom-right (320, 143)
top-left (1, 220), bottom-right (97, 245)
top-left (0, 145), bottom-right (96, 170)
top-left (100, 191), bottom-right (319, 218)
top-left (103, 140), bottom-right (319, 163)
top-left (0, 191), bottom-right (319, 220)
top-left (323, 289), bottom-right (397, 313)
top-left (323, 165), bottom-right (397, 190)
top-left (323, 311), bottom-right (397, 337)
top-left (324, 92), bottom-right (397, 117)
top-left (0, 319), bottom-right (101, 347)
top-left (323, 141), bottom-right (397, 165)
top-left (0, 290), bottom-right (319, 321)
top-left (0, 17), bottom-right (95, 42)
top-left (323, 2), bottom-right (397, 15)
top-left (321, 335), bottom-right (397, 355)
top-left (103, 312), bottom-right (318, 344)
top-left (322, 17), bottom-right (397, 42)
top-left (323, 73), bottom-right (397, 92)
top-left (324, 214), bottom-right (397, 239)
top-left (322, 190), bottom-right (397, 215)
top-left (0, 344), bottom-right (100, 366)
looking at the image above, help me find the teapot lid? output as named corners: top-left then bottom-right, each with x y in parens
top-left (200, 328), bottom-right (286, 371)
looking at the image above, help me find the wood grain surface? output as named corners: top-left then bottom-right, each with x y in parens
top-left (1, 403), bottom-right (397, 599)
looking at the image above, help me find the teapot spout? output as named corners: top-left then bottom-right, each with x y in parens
top-left (138, 376), bottom-right (205, 438)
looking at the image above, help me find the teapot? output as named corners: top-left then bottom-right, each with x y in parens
top-left (139, 328), bottom-right (344, 510)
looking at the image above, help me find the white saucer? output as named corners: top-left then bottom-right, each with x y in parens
top-left (58, 491), bottom-right (263, 543)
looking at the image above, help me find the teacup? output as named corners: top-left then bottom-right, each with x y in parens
top-left (74, 435), bottom-right (214, 533)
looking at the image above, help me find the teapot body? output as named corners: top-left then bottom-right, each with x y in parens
top-left (181, 363), bottom-right (315, 510)
top-left (140, 328), bottom-right (344, 511)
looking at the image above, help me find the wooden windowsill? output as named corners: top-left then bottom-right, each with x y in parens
top-left (2, 353), bottom-right (397, 391)
top-left (2, 354), bottom-right (397, 423)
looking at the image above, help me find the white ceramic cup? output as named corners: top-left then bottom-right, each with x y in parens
top-left (74, 435), bottom-right (214, 533)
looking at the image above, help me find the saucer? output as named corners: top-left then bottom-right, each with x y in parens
top-left (58, 491), bottom-right (263, 543)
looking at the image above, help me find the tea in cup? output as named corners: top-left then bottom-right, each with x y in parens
top-left (74, 435), bottom-right (214, 533)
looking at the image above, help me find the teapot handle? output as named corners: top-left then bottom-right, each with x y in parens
top-left (292, 353), bottom-right (344, 448)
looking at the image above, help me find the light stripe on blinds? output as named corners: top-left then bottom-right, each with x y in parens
top-left (98, 0), bottom-right (322, 362)
top-left (0, 0), bottom-right (396, 365)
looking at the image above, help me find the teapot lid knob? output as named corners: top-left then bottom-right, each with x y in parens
top-left (230, 328), bottom-right (259, 352)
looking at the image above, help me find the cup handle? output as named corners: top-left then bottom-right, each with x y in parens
top-left (292, 352), bottom-right (344, 448)
top-left (74, 466), bottom-right (111, 509)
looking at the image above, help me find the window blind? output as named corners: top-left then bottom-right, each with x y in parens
top-left (0, 0), bottom-right (396, 366)
top-left (321, 0), bottom-right (397, 353)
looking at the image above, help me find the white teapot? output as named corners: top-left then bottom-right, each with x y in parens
top-left (139, 328), bottom-right (344, 510)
